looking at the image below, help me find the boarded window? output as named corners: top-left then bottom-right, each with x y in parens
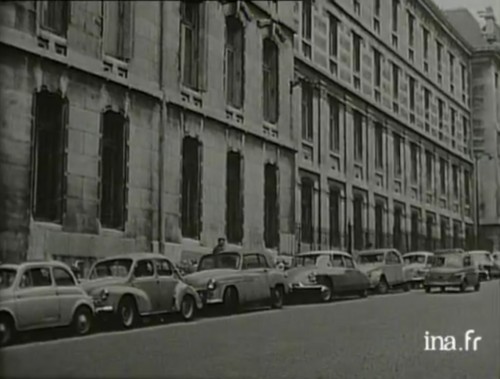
top-left (181, 2), bottom-right (202, 89)
top-left (225, 16), bottom-right (244, 109)
top-left (104, 1), bottom-right (133, 61)
top-left (329, 187), bottom-right (341, 248)
top-left (226, 151), bottom-right (243, 244)
top-left (40, 0), bottom-right (69, 37)
top-left (302, 81), bottom-right (313, 141)
top-left (181, 137), bottom-right (201, 239)
top-left (264, 163), bottom-right (279, 248)
top-left (301, 177), bottom-right (314, 244)
top-left (32, 90), bottom-right (67, 222)
top-left (100, 111), bottom-right (127, 229)
top-left (263, 38), bottom-right (279, 123)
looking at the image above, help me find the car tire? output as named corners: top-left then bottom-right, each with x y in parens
top-left (72, 306), bottom-right (93, 336)
top-left (474, 282), bottom-right (481, 292)
top-left (440, 286), bottom-right (446, 293)
top-left (424, 286), bottom-right (431, 293)
top-left (376, 277), bottom-right (389, 295)
top-left (318, 278), bottom-right (333, 302)
top-left (359, 288), bottom-right (368, 298)
top-left (223, 287), bottom-right (239, 314)
top-left (180, 295), bottom-right (196, 321)
top-left (0, 314), bottom-right (15, 347)
top-left (270, 286), bottom-right (284, 309)
top-left (459, 280), bottom-right (468, 293)
top-left (403, 282), bottom-right (411, 292)
top-left (117, 296), bottom-right (138, 329)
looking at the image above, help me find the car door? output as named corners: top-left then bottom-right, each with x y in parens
top-left (463, 255), bottom-right (477, 284)
top-left (329, 254), bottom-right (347, 293)
top-left (385, 251), bottom-right (403, 285)
top-left (53, 266), bottom-right (82, 326)
top-left (155, 259), bottom-right (177, 313)
top-left (14, 266), bottom-right (60, 329)
top-left (342, 255), bottom-right (364, 292)
top-left (131, 259), bottom-right (160, 313)
top-left (241, 254), bottom-right (267, 303)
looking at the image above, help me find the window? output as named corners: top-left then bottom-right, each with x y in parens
top-left (495, 72), bottom-right (498, 89)
top-left (155, 260), bottom-right (173, 276)
top-left (374, 0), bottom-right (380, 17)
top-left (181, 2), bottom-right (202, 89)
top-left (409, 76), bottom-right (416, 111)
top-left (393, 133), bottom-right (402, 176)
top-left (374, 122), bottom-right (384, 169)
top-left (40, 0), bottom-right (69, 37)
top-left (329, 187), bottom-right (341, 248)
top-left (452, 165), bottom-right (459, 198)
top-left (353, 193), bottom-right (364, 250)
top-left (329, 95), bottom-right (340, 151)
top-left (464, 170), bottom-right (470, 205)
top-left (422, 27), bottom-right (429, 60)
top-left (449, 52), bottom-right (455, 89)
top-left (393, 205), bottom-right (403, 250)
top-left (100, 110), bottom-right (127, 229)
top-left (450, 108), bottom-right (456, 137)
top-left (423, 88), bottom-right (431, 117)
top-left (462, 116), bottom-right (469, 150)
top-left (392, 63), bottom-right (399, 100)
top-left (425, 150), bottom-right (433, 188)
top-left (344, 256), bottom-right (355, 268)
top-left (387, 251), bottom-right (401, 264)
top-left (263, 38), bottom-right (279, 123)
top-left (301, 177), bottom-right (314, 244)
top-left (392, 0), bottom-right (399, 32)
top-left (134, 260), bottom-right (154, 278)
top-left (426, 214), bottom-right (434, 250)
top-left (264, 163), bottom-right (279, 248)
top-left (411, 209), bottom-right (419, 251)
top-left (410, 143), bottom-right (419, 183)
top-left (461, 64), bottom-right (467, 92)
top-left (53, 267), bottom-right (75, 286)
top-left (440, 158), bottom-right (447, 195)
top-left (352, 32), bottom-right (361, 73)
top-left (436, 41), bottom-right (443, 73)
top-left (329, 14), bottom-right (339, 58)
top-left (440, 218), bottom-right (448, 248)
top-left (225, 16), bottom-right (244, 109)
top-left (407, 12), bottom-right (415, 47)
top-left (20, 268), bottom-right (52, 288)
top-left (226, 151), bottom-right (243, 244)
top-left (331, 254), bottom-right (344, 267)
top-left (353, 0), bottom-right (360, 15)
top-left (438, 99), bottom-right (444, 130)
top-left (257, 254), bottom-right (271, 269)
top-left (353, 111), bottom-right (363, 162)
top-left (181, 137), bottom-right (202, 239)
top-left (302, 0), bottom-right (312, 41)
top-left (373, 49), bottom-right (382, 88)
top-left (32, 90), bottom-right (67, 222)
top-left (375, 200), bottom-right (384, 248)
top-left (302, 81), bottom-right (313, 141)
top-left (105, 1), bottom-right (134, 61)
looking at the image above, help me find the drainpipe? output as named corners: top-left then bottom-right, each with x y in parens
top-left (158, 0), bottom-right (166, 253)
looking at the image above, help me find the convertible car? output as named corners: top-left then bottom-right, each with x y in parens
top-left (287, 251), bottom-right (371, 302)
top-left (183, 251), bottom-right (288, 313)
top-left (424, 252), bottom-right (480, 293)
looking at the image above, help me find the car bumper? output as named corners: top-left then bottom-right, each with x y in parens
top-left (289, 282), bottom-right (327, 293)
top-left (95, 305), bottom-right (114, 313)
top-left (197, 290), bottom-right (224, 305)
top-left (425, 280), bottom-right (462, 287)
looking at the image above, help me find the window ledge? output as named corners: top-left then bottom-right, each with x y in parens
top-left (330, 150), bottom-right (341, 158)
top-left (32, 220), bottom-right (63, 230)
top-left (182, 238), bottom-right (201, 246)
top-left (38, 28), bottom-right (67, 44)
top-left (302, 139), bottom-right (313, 148)
top-left (103, 54), bottom-right (129, 68)
top-left (100, 227), bottom-right (125, 236)
top-left (226, 105), bottom-right (244, 123)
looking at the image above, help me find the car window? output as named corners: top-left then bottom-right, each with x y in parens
top-left (0, 268), bottom-right (17, 289)
top-left (134, 260), bottom-right (155, 278)
top-left (257, 254), bottom-right (271, 269)
top-left (331, 255), bottom-right (344, 267)
top-left (155, 259), bottom-right (173, 276)
top-left (463, 256), bottom-right (471, 267)
top-left (19, 267), bottom-right (52, 288)
top-left (53, 267), bottom-right (76, 286)
top-left (344, 256), bottom-right (355, 268)
top-left (387, 252), bottom-right (401, 264)
top-left (242, 255), bottom-right (260, 270)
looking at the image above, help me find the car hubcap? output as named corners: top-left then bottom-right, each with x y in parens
top-left (321, 287), bottom-right (331, 301)
top-left (122, 305), bottom-right (133, 326)
top-left (77, 313), bottom-right (90, 334)
top-left (274, 289), bottom-right (283, 305)
top-left (182, 299), bottom-right (193, 319)
top-left (0, 322), bottom-right (9, 344)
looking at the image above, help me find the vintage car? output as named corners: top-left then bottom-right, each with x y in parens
top-left (287, 251), bottom-right (371, 302)
top-left (468, 250), bottom-right (495, 281)
top-left (424, 252), bottom-right (480, 293)
top-left (492, 252), bottom-right (500, 278)
top-left (183, 251), bottom-right (288, 313)
top-left (403, 251), bottom-right (435, 288)
top-left (355, 249), bottom-right (411, 294)
top-left (82, 253), bottom-right (203, 329)
top-left (0, 261), bottom-right (95, 347)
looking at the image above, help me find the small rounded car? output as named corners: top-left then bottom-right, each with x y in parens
top-left (355, 249), bottom-right (411, 294)
top-left (468, 250), bottom-right (495, 281)
top-left (183, 251), bottom-right (288, 313)
top-left (287, 251), bottom-right (371, 302)
top-left (82, 253), bottom-right (203, 329)
top-left (423, 252), bottom-right (480, 293)
top-left (403, 251), bottom-right (435, 288)
top-left (0, 261), bottom-right (95, 347)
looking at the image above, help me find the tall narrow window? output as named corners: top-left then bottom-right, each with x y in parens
top-left (225, 16), bottom-right (244, 109)
top-left (353, 193), bottom-right (364, 250)
top-left (375, 200), bottom-right (384, 248)
top-left (436, 41), bottom-right (443, 74)
top-left (410, 143), bottom-right (419, 183)
top-left (302, 0), bottom-right (312, 41)
top-left (438, 99), bottom-right (444, 131)
top-left (424, 88), bottom-right (430, 116)
top-left (329, 14), bottom-right (338, 58)
top-left (264, 163), bottom-right (279, 248)
top-left (425, 150), bottom-right (433, 189)
top-left (329, 187), bottom-right (341, 248)
top-left (32, 90), bottom-right (67, 222)
top-left (40, 0), bottom-right (69, 37)
top-left (100, 110), bottom-right (127, 229)
top-left (374, 122), bottom-right (384, 170)
top-left (302, 81), bottom-right (313, 141)
top-left (352, 33), bottom-right (361, 73)
top-left (409, 76), bottom-right (416, 112)
top-left (461, 64), bottom-right (467, 92)
top-left (393, 204), bottom-right (403, 250)
top-left (426, 214), bottom-right (434, 251)
top-left (181, 2), bottom-right (202, 89)
top-left (353, 111), bottom-right (363, 162)
top-left (464, 170), bottom-right (470, 205)
top-left (407, 11), bottom-right (415, 47)
top-left (450, 108), bottom-right (456, 137)
top-left (411, 209), bottom-right (419, 251)
top-left (422, 27), bottom-right (429, 60)
top-left (439, 158), bottom-right (447, 195)
top-left (105, 1), bottom-right (133, 61)
top-left (440, 217), bottom-right (448, 248)
top-left (453, 221), bottom-right (461, 248)
top-left (181, 137), bottom-right (202, 239)
top-left (392, 0), bottom-right (399, 32)
top-left (263, 38), bottom-right (279, 123)
top-left (449, 52), bottom-right (455, 90)
top-left (329, 95), bottom-right (340, 151)
top-left (392, 63), bottom-right (399, 100)
top-left (226, 151), bottom-right (243, 243)
top-left (463, 116), bottom-right (469, 151)
top-left (374, 0), bottom-right (380, 17)
top-left (301, 177), bottom-right (314, 244)
top-left (373, 49), bottom-right (382, 88)
top-left (452, 164), bottom-right (459, 198)
top-left (393, 133), bottom-right (402, 177)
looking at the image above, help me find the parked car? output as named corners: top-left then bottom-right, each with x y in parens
top-left (492, 252), bottom-right (500, 278)
top-left (82, 253), bottom-right (203, 329)
top-left (424, 252), bottom-right (480, 293)
top-left (434, 248), bottom-right (465, 255)
top-left (183, 251), bottom-right (288, 313)
top-left (403, 252), bottom-right (435, 288)
top-left (468, 250), bottom-right (495, 281)
top-left (0, 261), bottom-right (95, 347)
top-left (355, 249), bottom-right (411, 294)
top-left (287, 251), bottom-right (370, 302)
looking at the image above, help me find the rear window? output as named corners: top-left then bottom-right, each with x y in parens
top-left (0, 268), bottom-right (17, 289)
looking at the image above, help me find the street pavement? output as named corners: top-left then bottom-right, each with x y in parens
top-left (1, 280), bottom-right (499, 379)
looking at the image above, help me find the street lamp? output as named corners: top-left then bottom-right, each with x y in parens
top-left (473, 151), bottom-right (494, 248)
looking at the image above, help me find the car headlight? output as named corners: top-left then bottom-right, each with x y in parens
top-left (100, 288), bottom-right (109, 301)
top-left (308, 272), bottom-right (317, 284)
top-left (207, 278), bottom-right (217, 291)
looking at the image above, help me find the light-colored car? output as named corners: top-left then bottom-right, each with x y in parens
top-left (0, 261), bottom-right (95, 347)
top-left (355, 249), bottom-right (411, 294)
top-left (403, 252), bottom-right (435, 288)
top-left (424, 252), bottom-right (480, 293)
top-left (492, 252), bottom-right (500, 278)
top-left (184, 251), bottom-right (288, 313)
top-left (287, 251), bottom-right (371, 302)
top-left (82, 253), bottom-right (203, 329)
top-left (468, 250), bottom-right (495, 281)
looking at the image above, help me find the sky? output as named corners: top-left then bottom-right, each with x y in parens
top-left (432, 0), bottom-right (500, 25)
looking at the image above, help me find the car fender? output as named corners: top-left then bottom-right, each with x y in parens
top-left (106, 286), bottom-right (152, 314)
top-left (173, 283), bottom-right (203, 311)
top-left (267, 271), bottom-right (288, 293)
top-left (0, 306), bottom-right (19, 330)
top-left (69, 298), bottom-right (96, 321)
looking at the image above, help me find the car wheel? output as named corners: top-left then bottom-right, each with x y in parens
top-left (223, 287), bottom-right (239, 314)
top-left (72, 306), bottom-right (92, 336)
top-left (180, 295), bottom-right (195, 321)
top-left (459, 280), bottom-right (468, 293)
top-left (403, 282), bottom-right (411, 292)
top-left (359, 288), bottom-right (368, 298)
top-left (376, 277), bottom-right (389, 295)
top-left (0, 314), bottom-right (15, 347)
top-left (440, 286), bottom-right (446, 293)
top-left (474, 282), bottom-right (481, 292)
top-left (424, 286), bottom-right (431, 293)
top-left (117, 296), bottom-right (138, 329)
top-left (270, 286), bottom-right (284, 309)
top-left (318, 278), bottom-right (333, 302)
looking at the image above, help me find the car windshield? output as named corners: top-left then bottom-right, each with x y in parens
top-left (471, 253), bottom-right (491, 263)
top-left (432, 255), bottom-right (463, 268)
top-left (404, 255), bottom-right (427, 264)
top-left (0, 268), bottom-right (17, 289)
top-left (295, 255), bottom-right (329, 267)
top-left (197, 253), bottom-right (241, 271)
top-left (358, 253), bottom-right (385, 264)
top-left (89, 259), bottom-right (133, 279)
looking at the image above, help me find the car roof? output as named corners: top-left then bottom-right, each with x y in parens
top-left (357, 248), bottom-right (399, 255)
top-left (467, 250), bottom-right (490, 255)
top-left (434, 248), bottom-right (465, 254)
top-left (94, 252), bottom-right (169, 262)
top-left (0, 260), bottom-right (72, 270)
top-left (403, 251), bottom-right (434, 256)
top-left (297, 250), bottom-right (352, 258)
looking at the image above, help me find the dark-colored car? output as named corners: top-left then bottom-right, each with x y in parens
top-left (424, 253), bottom-right (480, 293)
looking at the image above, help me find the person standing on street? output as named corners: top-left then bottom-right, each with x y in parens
top-left (212, 237), bottom-right (227, 254)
